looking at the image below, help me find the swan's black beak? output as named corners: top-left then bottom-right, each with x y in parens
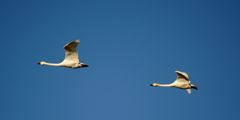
top-left (37, 62), bottom-right (41, 65)
top-left (150, 84), bottom-right (154, 86)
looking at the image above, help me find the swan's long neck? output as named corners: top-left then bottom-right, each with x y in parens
top-left (43, 62), bottom-right (63, 67)
top-left (155, 83), bottom-right (173, 87)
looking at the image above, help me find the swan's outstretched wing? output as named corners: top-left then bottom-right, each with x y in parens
top-left (186, 89), bottom-right (192, 94)
top-left (175, 71), bottom-right (189, 81)
top-left (174, 71), bottom-right (190, 86)
top-left (62, 40), bottom-right (80, 63)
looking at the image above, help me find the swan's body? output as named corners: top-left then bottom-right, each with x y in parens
top-left (38, 39), bottom-right (88, 69)
top-left (150, 71), bottom-right (198, 94)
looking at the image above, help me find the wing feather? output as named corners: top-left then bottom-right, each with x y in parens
top-left (186, 89), bottom-right (192, 94)
top-left (175, 71), bottom-right (190, 81)
top-left (62, 40), bottom-right (80, 63)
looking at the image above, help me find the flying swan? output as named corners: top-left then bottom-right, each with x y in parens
top-left (150, 71), bottom-right (198, 94)
top-left (38, 39), bottom-right (88, 69)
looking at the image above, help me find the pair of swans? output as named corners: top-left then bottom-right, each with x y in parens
top-left (38, 39), bottom-right (197, 94)
top-left (150, 71), bottom-right (198, 94)
top-left (38, 40), bottom-right (88, 68)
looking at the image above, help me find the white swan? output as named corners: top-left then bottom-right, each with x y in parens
top-left (38, 39), bottom-right (88, 69)
top-left (150, 71), bottom-right (198, 94)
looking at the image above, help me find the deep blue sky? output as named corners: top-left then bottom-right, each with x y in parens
top-left (1, 0), bottom-right (240, 120)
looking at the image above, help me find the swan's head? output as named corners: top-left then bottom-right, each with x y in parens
top-left (38, 61), bottom-right (46, 65)
top-left (150, 83), bottom-right (159, 87)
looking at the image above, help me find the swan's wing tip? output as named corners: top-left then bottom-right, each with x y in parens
top-left (74, 39), bottom-right (80, 43)
top-left (175, 70), bottom-right (189, 80)
top-left (175, 70), bottom-right (186, 74)
top-left (64, 39), bottom-right (81, 51)
top-left (186, 89), bottom-right (192, 94)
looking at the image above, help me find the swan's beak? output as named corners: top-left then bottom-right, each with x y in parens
top-left (37, 62), bottom-right (41, 65)
top-left (150, 84), bottom-right (154, 86)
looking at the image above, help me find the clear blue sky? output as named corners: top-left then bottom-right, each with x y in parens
top-left (1, 0), bottom-right (240, 120)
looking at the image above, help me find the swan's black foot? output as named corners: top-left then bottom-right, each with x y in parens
top-left (82, 64), bottom-right (89, 67)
